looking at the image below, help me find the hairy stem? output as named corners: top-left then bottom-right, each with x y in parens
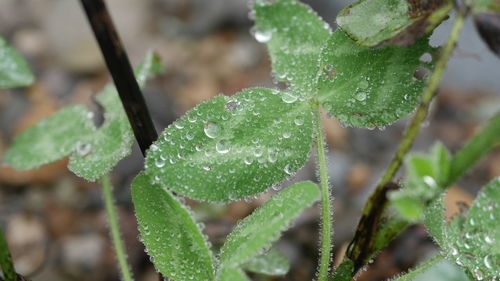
top-left (0, 228), bottom-right (16, 281)
top-left (346, 11), bottom-right (466, 273)
top-left (102, 175), bottom-right (134, 281)
top-left (314, 104), bottom-right (333, 281)
top-left (391, 254), bottom-right (444, 281)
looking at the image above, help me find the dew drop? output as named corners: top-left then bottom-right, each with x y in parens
top-left (244, 156), bottom-right (253, 165)
top-left (216, 140), bottom-right (230, 154)
top-left (355, 92), bottom-right (367, 101)
top-left (281, 92), bottom-right (298, 103)
top-left (150, 144), bottom-right (159, 151)
top-left (204, 122), bottom-right (221, 139)
top-left (253, 147), bottom-right (264, 157)
top-left (225, 100), bottom-right (241, 112)
top-left (174, 121), bottom-right (185, 129)
top-left (283, 131), bottom-right (291, 138)
top-left (294, 117), bottom-right (304, 125)
top-left (284, 164), bottom-right (293, 175)
top-left (484, 235), bottom-right (494, 244)
top-left (202, 165), bottom-right (212, 171)
top-left (155, 157), bottom-right (165, 168)
top-left (483, 255), bottom-right (493, 269)
top-left (423, 175), bottom-right (437, 189)
top-left (254, 29), bottom-right (272, 43)
top-left (472, 268), bottom-right (484, 280)
top-left (76, 142), bottom-right (92, 156)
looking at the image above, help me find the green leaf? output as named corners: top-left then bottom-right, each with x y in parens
top-left (424, 178), bottom-right (500, 280)
top-left (423, 196), bottom-right (447, 247)
top-left (242, 247), bottom-right (290, 276)
top-left (145, 88), bottom-right (314, 202)
top-left (219, 181), bottom-right (319, 269)
top-left (336, 0), bottom-right (451, 47)
top-left (4, 51), bottom-right (163, 181)
top-left (447, 112), bottom-right (500, 186)
top-left (0, 36), bottom-right (34, 88)
top-left (216, 268), bottom-right (251, 281)
top-left (131, 173), bottom-right (214, 281)
top-left (316, 30), bottom-right (437, 128)
top-left (330, 259), bottom-right (354, 281)
top-left (4, 105), bottom-right (94, 169)
top-left (390, 142), bottom-right (450, 221)
top-left (253, 0), bottom-right (331, 97)
top-left (412, 259), bottom-right (471, 281)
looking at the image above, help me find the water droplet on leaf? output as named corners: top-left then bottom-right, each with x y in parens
top-left (204, 122), bottom-right (221, 139)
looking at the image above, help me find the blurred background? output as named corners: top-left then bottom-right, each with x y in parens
top-left (0, 0), bottom-right (498, 280)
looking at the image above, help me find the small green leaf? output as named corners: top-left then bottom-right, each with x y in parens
top-left (336, 0), bottom-right (451, 47)
top-left (447, 112), bottom-right (500, 186)
top-left (253, 0), bottom-right (331, 97)
top-left (316, 30), bottom-right (436, 128)
top-left (242, 247), bottom-right (290, 276)
top-left (216, 268), bottom-right (251, 281)
top-left (131, 173), bottom-right (215, 281)
top-left (330, 259), bottom-right (354, 281)
top-left (0, 36), bottom-right (34, 88)
top-left (145, 88), bottom-right (313, 202)
top-left (390, 142), bottom-right (449, 221)
top-left (4, 105), bottom-right (94, 169)
top-left (424, 178), bottom-right (500, 280)
top-left (219, 181), bottom-right (319, 269)
top-left (68, 51), bottom-right (164, 181)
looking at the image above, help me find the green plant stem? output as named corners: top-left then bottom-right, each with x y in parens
top-left (391, 254), bottom-right (444, 281)
top-left (314, 103), bottom-right (333, 281)
top-left (102, 175), bottom-right (134, 281)
top-left (0, 228), bottom-right (16, 281)
top-left (346, 10), bottom-right (466, 273)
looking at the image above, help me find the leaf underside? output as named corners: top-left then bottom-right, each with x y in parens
top-left (336, 0), bottom-right (451, 47)
top-left (131, 173), bottom-right (215, 281)
top-left (145, 88), bottom-right (314, 202)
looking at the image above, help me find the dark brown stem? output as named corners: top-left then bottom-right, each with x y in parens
top-left (346, 182), bottom-right (400, 272)
top-left (79, 0), bottom-right (157, 156)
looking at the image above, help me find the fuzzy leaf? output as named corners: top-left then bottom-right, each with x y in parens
top-left (253, 0), bottom-right (331, 97)
top-left (336, 0), bottom-right (451, 47)
top-left (5, 51), bottom-right (163, 180)
top-left (68, 51), bottom-right (163, 181)
top-left (131, 173), bottom-right (214, 281)
top-left (145, 88), bottom-right (313, 202)
top-left (390, 142), bottom-right (450, 221)
top-left (316, 30), bottom-right (436, 128)
top-left (219, 181), bottom-right (319, 269)
top-left (215, 268), bottom-right (250, 281)
top-left (412, 259), bottom-right (470, 281)
top-left (424, 178), bottom-right (500, 280)
top-left (0, 36), bottom-right (34, 88)
top-left (242, 247), bottom-right (290, 276)
top-left (4, 105), bottom-right (94, 169)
